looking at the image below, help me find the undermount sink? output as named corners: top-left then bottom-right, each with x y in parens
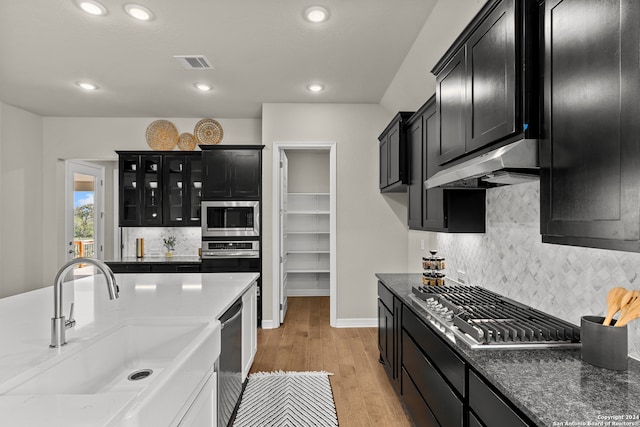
top-left (0, 317), bottom-right (220, 426)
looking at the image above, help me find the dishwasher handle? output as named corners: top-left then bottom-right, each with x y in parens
top-left (219, 299), bottom-right (243, 328)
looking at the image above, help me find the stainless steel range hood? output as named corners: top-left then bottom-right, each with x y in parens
top-left (424, 138), bottom-right (539, 189)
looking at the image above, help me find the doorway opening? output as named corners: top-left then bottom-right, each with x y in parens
top-left (272, 142), bottom-right (337, 328)
top-left (65, 160), bottom-right (105, 277)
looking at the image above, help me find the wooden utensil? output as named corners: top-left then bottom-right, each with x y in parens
top-left (617, 290), bottom-right (640, 319)
top-left (603, 287), bottom-right (628, 326)
top-left (616, 296), bottom-right (640, 327)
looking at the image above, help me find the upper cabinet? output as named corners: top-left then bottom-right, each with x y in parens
top-left (201, 145), bottom-right (264, 200)
top-left (118, 151), bottom-right (201, 227)
top-left (407, 96), bottom-right (486, 233)
top-left (540, 0), bottom-right (640, 252)
top-left (432, 0), bottom-right (538, 165)
top-left (379, 112), bottom-right (414, 192)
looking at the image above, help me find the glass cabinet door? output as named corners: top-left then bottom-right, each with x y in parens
top-left (142, 155), bottom-right (162, 225)
top-left (119, 155), bottom-right (140, 226)
top-left (188, 157), bottom-right (203, 226)
top-left (164, 155), bottom-right (186, 225)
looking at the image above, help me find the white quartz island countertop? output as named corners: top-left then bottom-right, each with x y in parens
top-left (0, 272), bottom-right (259, 426)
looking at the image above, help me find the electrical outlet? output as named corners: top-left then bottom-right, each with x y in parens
top-left (457, 270), bottom-right (466, 284)
top-left (420, 239), bottom-right (425, 251)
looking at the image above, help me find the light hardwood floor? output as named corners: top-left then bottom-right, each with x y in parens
top-left (250, 297), bottom-right (412, 427)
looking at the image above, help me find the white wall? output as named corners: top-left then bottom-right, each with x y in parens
top-left (0, 103), bottom-right (44, 297)
top-left (262, 103), bottom-right (409, 323)
top-left (41, 117), bottom-right (261, 282)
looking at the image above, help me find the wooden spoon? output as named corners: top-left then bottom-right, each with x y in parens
top-left (616, 296), bottom-right (640, 327)
top-left (617, 290), bottom-right (640, 320)
top-left (603, 287), bottom-right (628, 326)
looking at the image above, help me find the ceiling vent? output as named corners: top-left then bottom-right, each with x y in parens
top-left (173, 55), bottom-right (213, 70)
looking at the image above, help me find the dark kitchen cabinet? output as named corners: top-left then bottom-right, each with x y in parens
top-left (201, 146), bottom-right (263, 200)
top-left (432, 0), bottom-right (538, 165)
top-left (118, 151), bottom-right (202, 227)
top-left (163, 154), bottom-right (202, 227)
top-left (379, 112), bottom-right (413, 192)
top-left (540, 0), bottom-right (640, 252)
top-left (106, 262), bottom-right (201, 274)
top-left (377, 281), bottom-right (401, 394)
top-left (468, 370), bottom-right (530, 427)
top-left (407, 96), bottom-right (486, 232)
top-left (118, 153), bottom-right (163, 226)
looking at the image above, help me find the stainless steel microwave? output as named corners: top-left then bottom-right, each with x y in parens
top-left (201, 201), bottom-right (260, 237)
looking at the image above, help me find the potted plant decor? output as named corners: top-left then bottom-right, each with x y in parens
top-left (163, 235), bottom-right (176, 257)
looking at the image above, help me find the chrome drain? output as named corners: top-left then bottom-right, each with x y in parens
top-left (128, 369), bottom-right (153, 381)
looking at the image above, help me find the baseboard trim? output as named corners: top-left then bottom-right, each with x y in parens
top-left (261, 319), bottom-right (279, 329)
top-left (287, 289), bottom-right (330, 297)
top-left (334, 318), bottom-right (377, 328)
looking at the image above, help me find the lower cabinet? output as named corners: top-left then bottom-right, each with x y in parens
top-left (468, 370), bottom-right (530, 427)
top-left (377, 282), bottom-right (401, 393)
top-left (106, 262), bottom-right (201, 273)
top-left (241, 282), bottom-right (258, 382)
top-left (177, 372), bottom-right (217, 426)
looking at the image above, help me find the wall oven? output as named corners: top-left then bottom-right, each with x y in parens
top-left (201, 201), bottom-right (260, 237)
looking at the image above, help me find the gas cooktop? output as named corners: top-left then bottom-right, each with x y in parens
top-left (410, 284), bottom-right (581, 350)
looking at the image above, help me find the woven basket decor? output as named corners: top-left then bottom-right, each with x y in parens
top-left (178, 132), bottom-right (196, 151)
top-left (146, 120), bottom-right (178, 150)
top-left (194, 118), bottom-right (223, 145)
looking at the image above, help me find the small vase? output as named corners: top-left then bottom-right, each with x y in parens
top-left (165, 252), bottom-right (173, 257)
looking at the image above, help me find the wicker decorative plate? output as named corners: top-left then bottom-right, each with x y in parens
top-left (194, 118), bottom-right (223, 145)
top-left (146, 120), bottom-right (178, 150)
top-left (178, 132), bottom-right (196, 151)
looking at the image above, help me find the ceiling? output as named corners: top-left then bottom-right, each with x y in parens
top-left (0, 0), bottom-right (436, 118)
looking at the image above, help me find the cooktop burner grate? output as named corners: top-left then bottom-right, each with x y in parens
top-left (411, 285), bottom-right (581, 348)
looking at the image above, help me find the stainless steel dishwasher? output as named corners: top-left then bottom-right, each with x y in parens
top-left (217, 298), bottom-right (243, 427)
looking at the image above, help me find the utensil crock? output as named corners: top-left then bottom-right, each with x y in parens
top-left (581, 315), bottom-right (628, 371)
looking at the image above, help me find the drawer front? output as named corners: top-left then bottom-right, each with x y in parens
top-left (401, 368), bottom-right (439, 427)
top-left (377, 281), bottom-right (394, 311)
top-left (176, 264), bottom-right (201, 273)
top-left (469, 370), bottom-right (530, 427)
top-left (403, 307), bottom-right (466, 395)
top-left (403, 331), bottom-right (463, 427)
top-left (469, 411), bottom-right (484, 427)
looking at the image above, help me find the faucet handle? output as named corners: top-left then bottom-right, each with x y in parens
top-left (65, 303), bottom-right (76, 329)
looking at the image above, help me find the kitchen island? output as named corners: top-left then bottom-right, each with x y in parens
top-left (0, 271), bottom-right (259, 426)
top-left (378, 273), bottom-right (640, 427)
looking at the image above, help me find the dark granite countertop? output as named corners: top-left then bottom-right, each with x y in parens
top-left (105, 256), bottom-right (202, 264)
top-left (376, 273), bottom-right (640, 427)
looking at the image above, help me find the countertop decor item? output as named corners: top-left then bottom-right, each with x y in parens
top-left (177, 132), bottom-right (196, 151)
top-left (581, 315), bottom-right (628, 370)
top-left (194, 118), bottom-right (223, 145)
top-left (163, 235), bottom-right (176, 257)
top-left (146, 120), bottom-right (178, 151)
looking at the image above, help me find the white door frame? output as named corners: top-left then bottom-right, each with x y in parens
top-left (65, 160), bottom-right (105, 261)
top-left (271, 141), bottom-right (337, 328)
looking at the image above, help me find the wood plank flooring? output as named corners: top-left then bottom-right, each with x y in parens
top-left (250, 297), bottom-right (412, 427)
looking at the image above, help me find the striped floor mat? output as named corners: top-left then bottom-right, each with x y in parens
top-left (233, 371), bottom-right (338, 427)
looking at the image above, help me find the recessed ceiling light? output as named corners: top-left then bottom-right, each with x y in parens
top-left (304, 6), bottom-right (330, 23)
top-left (194, 83), bottom-right (213, 92)
top-left (124, 4), bottom-right (153, 21)
top-left (76, 81), bottom-right (99, 91)
top-left (76, 0), bottom-right (107, 16)
top-left (306, 83), bottom-right (325, 93)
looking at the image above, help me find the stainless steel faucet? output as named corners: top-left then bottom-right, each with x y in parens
top-left (50, 257), bottom-right (119, 348)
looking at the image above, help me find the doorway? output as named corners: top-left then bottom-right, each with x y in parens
top-left (65, 161), bottom-right (105, 275)
top-left (272, 142), bottom-right (337, 328)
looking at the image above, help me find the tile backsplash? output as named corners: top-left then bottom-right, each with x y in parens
top-left (121, 227), bottom-right (201, 258)
top-left (432, 181), bottom-right (639, 360)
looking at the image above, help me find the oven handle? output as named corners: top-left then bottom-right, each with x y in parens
top-left (202, 252), bottom-right (260, 259)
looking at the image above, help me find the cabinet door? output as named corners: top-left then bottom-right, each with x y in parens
top-left (436, 47), bottom-right (467, 164)
top-left (202, 150), bottom-right (231, 199)
top-left (387, 122), bottom-right (403, 186)
top-left (163, 155), bottom-right (187, 226)
top-left (141, 155), bottom-right (163, 225)
top-left (424, 105), bottom-right (447, 231)
top-left (541, 0), bottom-right (640, 249)
top-left (379, 138), bottom-right (389, 189)
top-left (187, 157), bottom-right (203, 226)
top-left (242, 283), bottom-right (257, 381)
top-left (407, 120), bottom-right (423, 229)
top-left (466, 0), bottom-right (517, 152)
top-left (119, 155), bottom-right (141, 226)
top-left (230, 150), bottom-right (261, 198)
top-left (377, 298), bottom-right (393, 380)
